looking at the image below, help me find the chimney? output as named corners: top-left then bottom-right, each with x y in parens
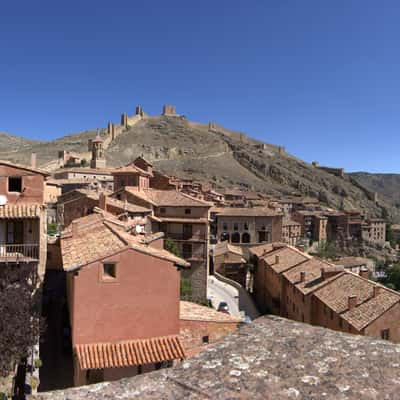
top-left (373, 286), bottom-right (381, 298)
top-left (99, 192), bottom-right (107, 210)
top-left (321, 266), bottom-right (343, 280)
top-left (348, 295), bottom-right (357, 311)
top-left (71, 220), bottom-right (79, 237)
top-left (300, 271), bottom-right (306, 283)
top-left (275, 255), bottom-right (280, 264)
top-left (359, 266), bottom-right (369, 279)
top-left (31, 153), bottom-right (37, 168)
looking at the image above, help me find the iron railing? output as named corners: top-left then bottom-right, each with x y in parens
top-left (0, 243), bottom-right (39, 261)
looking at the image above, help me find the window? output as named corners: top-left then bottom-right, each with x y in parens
top-left (8, 176), bottom-right (22, 192)
top-left (242, 232), bottom-right (251, 243)
top-left (381, 329), bottom-right (390, 340)
top-left (185, 208), bottom-right (191, 215)
top-left (244, 222), bottom-right (249, 231)
top-left (103, 263), bottom-right (117, 279)
top-left (231, 232), bottom-right (240, 243)
top-left (223, 223), bottom-right (228, 231)
top-left (202, 335), bottom-right (209, 344)
top-left (233, 223), bottom-right (239, 231)
top-left (160, 207), bottom-right (166, 214)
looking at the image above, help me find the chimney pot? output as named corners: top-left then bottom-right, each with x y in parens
top-left (359, 266), bottom-right (369, 279)
top-left (31, 153), bottom-right (37, 169)
top-left (348, 295), bottom-right (357, 310)
top-left (275, 255), bottom-right (280, 264)
top-left (99, 192), bottom-right (107, 210)
top-left (300, 271), bottom-right (306, 282)
top-left (373, 286), bottom-right (381, 298)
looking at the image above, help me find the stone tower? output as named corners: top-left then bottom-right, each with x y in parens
top-left (162, 104), bottom-right (177, 116)
top-left (90, 131), bottom-right (106, 169)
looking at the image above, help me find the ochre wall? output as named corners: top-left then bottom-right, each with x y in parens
top-left (70, 247), bottom-right (180, 345)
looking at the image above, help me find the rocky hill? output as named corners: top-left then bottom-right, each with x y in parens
top-left (1, 112), bottom-right (398, 222)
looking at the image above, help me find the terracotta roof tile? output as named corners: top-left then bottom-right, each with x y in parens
top-left (314, 273), bottom-right (400, 330)
top-left (0, 204), bottom-right (42, 218)
top-left (123, 188), bottom-right (212, 207)
top-left (75, 335), bottom-right (185, 370)
top-left (112, 163), bottom-right (153, 177)
top-left (180, 301), bottom-right (242, 323)
top-left (264, 247), bottom-right (311, 274)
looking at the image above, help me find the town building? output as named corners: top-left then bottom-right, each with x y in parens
top-left (362, 218), bottom-right (386, 245)
top-left (179, 301), bottom-right (241, 357)
top-left (216, 207), bottom-right (283, 246)
top-left (292, 210), bottom-right (327, 243)
top-left (251, 243), bottom-right (400, 343)
top-left (281, 218), bottom-right (302, 245)
top-left (333, 256), bottom-right (375, 275)
top-left (57, 189), bottom-right (151, 228)
top-left (89, 133), bottom-right (106, 169)
top-left (212, 241), bottom-right (247, 286)
top-left (0, 160), bottom-right (49, 279)
top-left (61, 211), bottom-right (188, 386)
top-left (112, 186), bottom-right (211, 301)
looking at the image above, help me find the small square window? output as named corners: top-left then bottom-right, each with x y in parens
top-left (202, 335), bottom-right (209, 344)
top-left (103, 263), bottom-right (116, 279)
top-left (233, 223), bottom-right (239, 231)
top-left (185, 208), bottom-right (191, 215)
top-left (8, 176), bottom-right (22, 192)
top-left (381, 329), bottom-right (390, 340)
top-left (223, 223), bottom-right (228, 231)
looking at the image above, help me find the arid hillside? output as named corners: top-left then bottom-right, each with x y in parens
top-left (0, 113), bottom-right (399, 221)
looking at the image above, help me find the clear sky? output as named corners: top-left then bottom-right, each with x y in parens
top-left (1, 1), bottom-right (399, 172)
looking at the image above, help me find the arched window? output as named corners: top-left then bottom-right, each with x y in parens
top-left (231, 232), bottom-right (240, 243)
top-left (220, 232), bottom-right (230, 242)
top-left (242, 232), bottom-right (251, 243)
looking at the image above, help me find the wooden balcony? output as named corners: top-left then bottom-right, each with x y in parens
top-left (0, 244), bottom-right (39, 262)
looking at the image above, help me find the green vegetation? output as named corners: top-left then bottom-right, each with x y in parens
top-left (314, 240), bottom-right (338, 259)
top-left (47, 223), bottom-right (59, 235)
top-left (180, 278), bottom-right (192, 300)
top-left (382, 264), bottom-right (400, 291)
top-left (80, 158), bottom-right (88, 167)
top-left (164, 238), bottom-right (180, 257)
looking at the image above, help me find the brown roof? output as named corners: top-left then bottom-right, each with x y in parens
top-left (53, 167), bottom-right (113, 175)
top-left (75, 335), bottom-right (185, 370)
top-left (0, 160), bottom-right (50, 176)
top-left (213, 241), bottom-right (244, 258)
top-left (283, 258), bottom-right (343, 295)
top-left (0, 204), bottom-right (42, 218)
top-left (123, 187), bottom-right (212, 207)
top-left (61, 212), bottom-right (189, 270)
top-left (156, 217), bottom-right (209, 224)
top-left (248, 242), bottom-right (284, 258)
top-left (180, 301), bottom-right (242, 323)
top-left (282, 218), bottom-right (301, 227)
top-left (112, 163), bottom-right (152, 177)
top-left (314, 273), bottom-right (400, 330)
top-left (216, 207), bottom-right (281, 217)
top-left (264, 246), bottom-right (311, 274)
top-left (334, 257), bottom-right (370, 268)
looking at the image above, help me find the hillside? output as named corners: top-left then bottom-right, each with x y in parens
top-left (350, 172), bottom-right (400, 211)
top-left (0, 112), bottom-right (398, 221)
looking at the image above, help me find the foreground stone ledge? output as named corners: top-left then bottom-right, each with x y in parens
top-left (31, 315), bottom-right (400, 399)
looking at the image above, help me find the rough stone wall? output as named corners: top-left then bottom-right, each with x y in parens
top-left (180, 260), bottom-right (207, 302)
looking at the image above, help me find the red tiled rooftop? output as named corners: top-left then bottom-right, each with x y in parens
top-left (75, 335), bottom-right (185, 370)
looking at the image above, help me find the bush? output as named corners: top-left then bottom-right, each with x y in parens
top-left (164, 239), bottom-right (180, 257)
top-left (180, 278), bottom-right (192, 300)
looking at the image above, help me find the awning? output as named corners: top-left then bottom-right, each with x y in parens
top-left (75, 335), bottom-right (185, 370)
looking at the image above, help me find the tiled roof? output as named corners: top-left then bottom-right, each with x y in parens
top-left (53, 167), bottom-right (113, 175)
top-left (61, 212), bottom-right (189, 270)
top-left (283, 258), bottom-right (343, 294)
top-left (180, 301), bottom-right (242, 323)
top-left (248, 242), bottom-right (281, 258)
top-left (314, 273), bottom-right (400, 329)
top-left (75, 335), bottom-right (185, 370)
top-left (213, 241), bottom-right (244, 258)
top-left (334, 256), bottom-right (369, 268)
top-left (216, 207), bottom-right (281, 217)
top-left (156, 217), bottom-right (209, 224)
top-left (112, 163), bottom-right (152, 177)
top-left (106, 197), bottom-right (151, 214)
top-left (123, 187), bottom-right (212, 207)
top-left (265, 246), bottom-right (311, 274)
top-left (0, 204), bottom-right (42, 218)
top-left (0, 160), bottom-right (50, 176)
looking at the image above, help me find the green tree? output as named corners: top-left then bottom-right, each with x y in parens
top-left (164, 238), bottom-right (180, 257)
top-left (315, 240), bottom-right (337, 259)
top-left (386, 224), bottom-right (396, 247)
top-left (385, 264), bottom-right (400, 290)
top-left (180, 278), bottom-right (192, 300)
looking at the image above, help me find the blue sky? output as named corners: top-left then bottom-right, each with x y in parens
top-left (1, 1), bottom-right (399, 173)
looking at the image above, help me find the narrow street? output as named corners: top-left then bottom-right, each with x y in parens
top-left (207, 275), bottom-right (242, 318)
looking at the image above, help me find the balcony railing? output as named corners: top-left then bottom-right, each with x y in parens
top-left (166, 233), bottom-right (207, 241)
top-left (0, 244), bottom-right (39, 262)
